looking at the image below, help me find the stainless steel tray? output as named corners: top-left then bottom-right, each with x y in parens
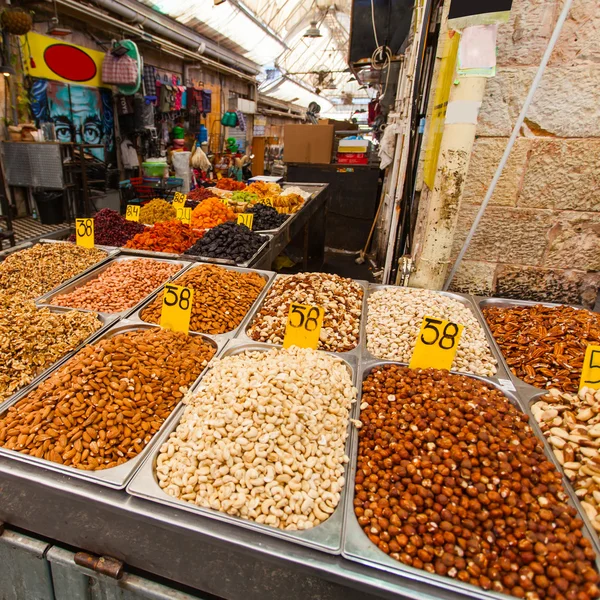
top-left (0, 307), bottom-right (117, 415)
top-left (35, 255), bottom-right (191, 320)
top-left (0, 320), bottom-right (222, 490)
top-left (362, 284), bottom-right (509, 381)
top-left (237, 275), bottom-right (368, 359)
top-left (119, 247), bottom-right (183, 260)
top-left (342, 360), bottom-right (600, 597)
top-left (127, 340), bottom-right (359, 555)
top-left (253, 213), bottom-right (292, 235)
top-left (475, 297), bottom-right (592, 396)
top-left (128, 263), bottom-right (276, 344)
top-left (182, 233), bottom-right (272, 268)
top-left (527, 389), bottom-right (600, 555)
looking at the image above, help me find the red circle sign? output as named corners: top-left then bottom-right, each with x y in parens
top-left (43, 44), bottom-right (97, 82)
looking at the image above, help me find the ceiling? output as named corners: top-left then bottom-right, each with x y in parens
top-left (135, 0), bottom-right (371, 108)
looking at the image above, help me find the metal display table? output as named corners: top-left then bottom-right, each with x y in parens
top-left (250, 182), bottom-right (329, 271)
top-left (0, 456), bottom-right (464, 600)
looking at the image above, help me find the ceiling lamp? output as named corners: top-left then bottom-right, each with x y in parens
top-left (47, 1), bottom-right (72, 36)
top-left (304, 21), bottom-right (322, 38)
top-left (0, 65), bottom-right (15, 77)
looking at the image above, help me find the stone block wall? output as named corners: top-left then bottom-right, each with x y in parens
top-left (449, 0), bottom-right (600, 308)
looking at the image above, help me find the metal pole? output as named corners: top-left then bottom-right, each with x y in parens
top-left (443, 0), bottom-right (575, 290)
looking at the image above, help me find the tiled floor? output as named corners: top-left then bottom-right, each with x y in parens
top-left (12, 217), bottom-right (71, 244)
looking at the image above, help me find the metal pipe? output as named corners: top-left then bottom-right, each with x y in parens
top-left (73, 0), bottom-right (260, 74)
top-left (443, 0), bottom-right (575, 290)
top-left (55, 0), bottom-right (258, 82)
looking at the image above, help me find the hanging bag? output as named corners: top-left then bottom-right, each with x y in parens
top-left (102, 53), bottom-right (138, 85)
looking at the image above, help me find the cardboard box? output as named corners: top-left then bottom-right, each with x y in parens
top-left (284, 124), bottom-right (334, 164)
top-left (319, 119), bottom-right (359, 132)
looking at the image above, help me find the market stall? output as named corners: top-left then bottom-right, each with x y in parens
top-left (0, 227), bottom-right (599, 600)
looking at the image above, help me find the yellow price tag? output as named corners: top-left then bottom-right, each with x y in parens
top-left (125, 205), bottom-right (140, 222)
top-left (283, 303), bottom-right (324, 350)
top-left (75, 218), bottom-right (94, 249)
top-left (237, 213), bottom-right (254, 229)
top-left (218, 197), bottom-right (230, 206)
top-left (580, 345), bottom-right (600, 391)
top-left (160, 284), bottom-right (194, 334)
top-left (257, 197), bottom-right (273, 207)
top-left (175, 206), bottom-right (192, 225)
top-left (409, 316), bottom-right (464, 372)
top-left (172, 192), bottom-right (187, 208)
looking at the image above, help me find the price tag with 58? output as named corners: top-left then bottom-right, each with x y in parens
top-left (160, 284), bottom-right (194, 334)
top-left (75, 218), bottom-right (94, 249)
top-left (175, 206), bottom-right (192, 225)
top-left (283, 303), bottom-right (324, 350)
top-left (409, 316), bottom-right (464, 372)
top-left (580, 345), bottom-right (600, 391)
top-left (125, 205), bottom-right (140, 222)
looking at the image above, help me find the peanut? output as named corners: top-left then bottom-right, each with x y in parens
top-left (0, 328), bottom-right (215, 470)
top-left (52, 259), bottom-right (180, 314)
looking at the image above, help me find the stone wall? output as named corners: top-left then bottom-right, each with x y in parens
top-left (449, 0), bottom-right (600, 308)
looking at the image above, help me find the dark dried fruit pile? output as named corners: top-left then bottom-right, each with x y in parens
top-left (354, 364), bottom-right (600, 600)
top-left (483, 305), bottom-right (600, 393)
top-left (184, 222), bottom-right (266, 263)
top-left (245, 203), bottom-right (287, 230)
top-left (68, 208), bottom-right (146, 247)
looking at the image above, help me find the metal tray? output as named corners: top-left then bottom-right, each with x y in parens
top-left (475, 297), bottom-right (593, 396)
top-left (127, 340), bottom-right (359, 555)
top-left (182, 233), bottom-right (272, 268)
top-left (362, 284), bottom-right (510, 382)
top-left (128, 263), bottom-right (276, 344)
top-left (35, 255), bottom-right (191, 320)
top-left (0, 307), bottom-right (117, 415)
top-left (0, 321), bottom-right (223, 490)
top-left (527, 389), bottom-right (600, 554)
top-left (252, 213), bottom-right (293, 235)
top-left (237, 275), bottom-right (368, 358)
top-left (120, 247), bottom-right (184, 260)
top-left (342, 360), bottom-right (600, 597)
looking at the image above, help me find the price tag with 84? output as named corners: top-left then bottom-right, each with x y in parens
top-left (175, 206), bottom-right (192, 225)
top-left (283, 303), bottom-right (324, 350)
top-left (75, 218), bottom-right (94, 249)
top-left (580, 345), bottom-right (600, 391)
top-left (172, 192), bottom-right (187, 209)
top-left (409, 316), bottom-right (464, 372)
top-left (125, 205), bottom-right (140, 222)
top-left (160, 284), bottom-right (194, 334)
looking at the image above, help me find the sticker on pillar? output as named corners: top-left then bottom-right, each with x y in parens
top-left (448, 0), bottom-right (513, 29)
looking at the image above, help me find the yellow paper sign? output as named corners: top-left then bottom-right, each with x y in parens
top-left (257, 197), bottom-right (273, 207)
top-left (172, 192), bottom-right (187, 208)
top-left (160, 284), bottom-right (194, 334)
top-left (237, 213), bottom-right (254, 229)
top-left (283, 303), bottom-right (324, 350)
top-left (218, 197), bottom-right (230, 206)
top-left (409, 316), bottom-right (464, 371)
top-left (175, 206), bottom-right (192, 225)
top-left (75, 218), bottom-right (94, 249)
top-left (580, 346), bottom-right (600, 391)
top-left (125, 205), bottom-right (140, 222)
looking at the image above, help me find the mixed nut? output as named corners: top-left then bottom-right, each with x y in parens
top-left (366, 287), bottom-right (497, 376)
top-left (247, 273), bottom-right (363, 353)
top-left (533, 388), bottom-right (600, 537)
top-left (355, 365), bottom-right (599, 599)
top-left (140, 264), bottom-right (266, 335)
top-left (156, 346), bottom-right (357, 530)
top-left (0, 328), bottom-right (215, 470)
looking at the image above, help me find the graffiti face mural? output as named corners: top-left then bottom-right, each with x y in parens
top-left (30, 79), bottom-right (115, 163)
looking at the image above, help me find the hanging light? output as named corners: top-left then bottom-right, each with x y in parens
top-left (303, 21), bottom-right (322, 38)
top-left (0, 65), bottom-right (15, 77)
top-left (47, 1), bottom-right (72, 36)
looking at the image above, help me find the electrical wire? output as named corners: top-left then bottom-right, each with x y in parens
top-left (370, 0), bottom-right (392, 99)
